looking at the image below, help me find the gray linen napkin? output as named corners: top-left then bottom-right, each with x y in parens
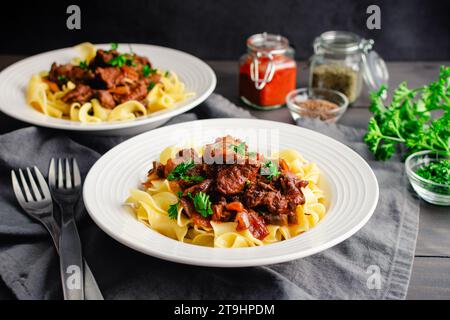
top-left (0, 93), bottom-right (418, 300)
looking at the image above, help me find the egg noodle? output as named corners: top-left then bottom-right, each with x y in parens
top-left (26, 43), bottom-right (194, 123)
top-left (126, 147), bottom-right (326, 248)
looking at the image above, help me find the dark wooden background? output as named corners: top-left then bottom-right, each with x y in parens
top-left (0, 0), bottom-right (449, 61)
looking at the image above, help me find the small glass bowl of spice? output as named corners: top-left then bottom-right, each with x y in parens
top-left (405, 150), bottom-right (450, 206)
top-left (286, 88), bottom-right (348, 123)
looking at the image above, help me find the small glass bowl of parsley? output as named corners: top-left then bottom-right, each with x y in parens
top-left (405, 150), bottom-right (450, 206)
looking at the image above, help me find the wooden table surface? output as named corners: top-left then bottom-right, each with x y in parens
top-left (0, 56), bottom-right (449, 299)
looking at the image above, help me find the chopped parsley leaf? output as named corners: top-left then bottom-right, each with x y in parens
top-left (57, 75), bottom-right (68, 83)
top-left (142, 65), bottom-right (157, 78)
top-left (416, 159), bottom-right (450, 186)
top-left (168, 203), bottom-right (179, 220)
top-left (261, 160), bottom-right (280, 180)
top-left (192, 192), bottom-right (213, 217)
top-left (167, 159), bottom-right (204, 182)
top-left (79, 60), bottom-right (88, 70)
top-left (231, 142), bottom-right (246, 155)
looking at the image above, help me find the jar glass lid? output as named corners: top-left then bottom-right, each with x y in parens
top-left (315, 31), bottom-right (362, 54)
top-left (315, 31), bottom-right (389, 92)
top-left (247, 32), bottom-right (289, 55)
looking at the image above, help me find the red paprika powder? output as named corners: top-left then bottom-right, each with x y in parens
top-left (239, 33), bottom-right (297, 110)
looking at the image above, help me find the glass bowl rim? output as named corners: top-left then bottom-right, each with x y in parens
top-left (285, 87), bottom-right (349, 115)
top-left (405, 150), bottom-right (450, 188)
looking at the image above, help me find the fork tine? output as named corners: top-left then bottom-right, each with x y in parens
top-left (34, 166), bottom-right (52, 200)
top-left (11, 170), bottom-right (26, 205)
top-left (18, 169), bottom-right (33, 201)
top-left (65, 158), bottom-right (72, 189)
top-left (26, 167), bottom-right (42, 201)
top-left (57, 158), bottom-right (64, 188)
top-left (49, 158), bottom-right (56, 188)
top-left (73, 159), bottom-right (81, 187)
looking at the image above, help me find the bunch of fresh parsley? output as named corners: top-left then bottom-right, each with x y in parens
top-left (364, 66), bottom-right (450, 161)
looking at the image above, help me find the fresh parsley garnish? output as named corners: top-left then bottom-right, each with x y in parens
top-left (231, 142), bottom-right (246, 155)
top-left (79, 60), bottom-right (88, 70)
top-left (261, 160), bottom-right (280, 180)
top-left (416, 159), bottom-right (450, 186)
top-left (168, 203), bottom-right (179, 220)
top-left (364, 66), bottom-right (450, 161)
top-left (192, 192), bottom-right (213, 217)
top-left (176, 191), bottom-right (183, 198)
top-left (164, 70), bottom-right (170, 77)
top-left (110, 42), bottom-right (118, 50)
top-left (142, 65), bottom-right (157, 78)
top-left (147, 82), bottom-right (156, 91)
top-left (57, 75), bottom-right (68, 83)
top-left (167, 159), bottom-right (204, 182)
top-left (245, 180), bottom-right (251, 187)
top-left (108, 54), bottom-right (134, 68)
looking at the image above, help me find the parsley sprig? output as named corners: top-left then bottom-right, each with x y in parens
top-left (192, 192), bottom-right (213, 217)
top-left (142, 65), bottom-right (157, 78)
top-left (167, 203), bottom-right (179, 220)
top-left (57, 75), bottom-right (68, 83)
top-left (231, 142), bottom-right (246, 155)
top-left (168, 191), bottom-right (213, 219)
top-left (364, 66), bottom-right (450, 161)
top-left (108, 54), bottom-right (135, 68)
top-left (79, 60), bottom-right (88, 70)
top-left (167, 159), bottom-right (204, 182)
top-left (261, 160), bottom-right (279, 180)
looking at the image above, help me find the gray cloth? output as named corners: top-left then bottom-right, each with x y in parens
top-left (0, 93), bottom-right (419, 300)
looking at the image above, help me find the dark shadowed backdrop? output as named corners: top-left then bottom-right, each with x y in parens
top-left (0, 0), bottom-right (449, 61)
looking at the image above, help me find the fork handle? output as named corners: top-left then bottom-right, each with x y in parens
top-left (41, 218), bottom-right (103, 299)
top-left (59, 206), bottom-right (85, 300)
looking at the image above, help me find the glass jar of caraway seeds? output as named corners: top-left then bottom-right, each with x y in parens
top-left (309, 31), bottom-right (388, 103)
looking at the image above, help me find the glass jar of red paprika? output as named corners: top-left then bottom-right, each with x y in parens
top-left (239, 33), bottom-right (297, 110)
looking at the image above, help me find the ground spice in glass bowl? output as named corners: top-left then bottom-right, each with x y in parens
top-left (286, 88), bottom-right (349, 123)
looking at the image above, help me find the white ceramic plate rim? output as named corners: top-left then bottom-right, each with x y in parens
top-left (83, 119), bottom-right (379, 267)
top-left (0, 43), bottom-right (216, 131)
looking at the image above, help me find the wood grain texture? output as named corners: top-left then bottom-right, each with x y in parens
top-left (0, 57), bottom-right (449, 299)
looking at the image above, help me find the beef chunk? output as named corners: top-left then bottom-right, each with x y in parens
top-left (90, 49), bottom-right (116, 68)
top-left (235, 210), bottom-right (269, 240)
top-left (121, 65), bottom-right (140, 83)
top-left (279, 172), bottom-right (309, 210)
top-left (62, 84), bottom-right (94, 104)
top-left (182, 179), bottom-right (213, 197)
top-left (95, 67), bottom-right (123, 89)
top-left (243, 181), bottom-right (288, 215)
top-left (216, 164), bottom-right (259, 195)
top-left (203, 135), bottom-right (248, 165)
top-left (115, 81), bottom-right (147, 103)
top-left (95, 90), bottom-right (116, 108)
top-left (48, 63), bottom-right (93, 86)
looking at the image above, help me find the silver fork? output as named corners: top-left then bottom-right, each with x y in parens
top-left (48, 158), bottom-right (84, 300)
top-left (11, 166), bottom-right (103, 300)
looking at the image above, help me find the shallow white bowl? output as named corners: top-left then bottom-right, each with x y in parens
top-left (0, 44), bottom-right (216, 136)
top-left (83, 119), bottom-right (379, 267)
